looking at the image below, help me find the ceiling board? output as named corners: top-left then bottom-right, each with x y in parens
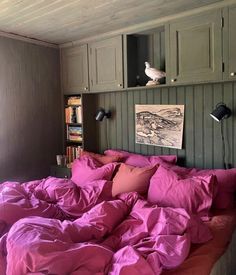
top-left (0, 0), bottom-right (224, 44)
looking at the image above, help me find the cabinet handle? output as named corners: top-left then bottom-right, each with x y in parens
top-left (171, 78), bottom-right (177, 83)
top-left (84, 87), bottom-right (88, 91)
top-left (230, 72), bottom-right (236, 77)
top-left (117, 83), bottom-right (122, 87)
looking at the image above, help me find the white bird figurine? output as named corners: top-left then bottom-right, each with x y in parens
top-left (144, 62), bottom-right (166, 85)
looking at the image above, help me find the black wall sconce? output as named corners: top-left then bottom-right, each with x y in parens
top-left (210, 103), bottom-right (231, 122)
top-left (210, 103), bottom-right (232, 169)
top-left (95, 108), bottom-right (111, 121)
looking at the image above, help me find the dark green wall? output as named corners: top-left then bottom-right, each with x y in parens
top-left (84, 81), bottom-right (236, 169)
top-left (0, 36), bottom-right (62, 182)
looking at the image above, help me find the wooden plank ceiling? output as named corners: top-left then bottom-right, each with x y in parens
top-left (0, 0), bottom-right (223, 45)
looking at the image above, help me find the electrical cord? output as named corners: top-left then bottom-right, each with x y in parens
top-left (105, 118), bottom-right (110, 149)
top-left (220, 121), bottom-right (227, 169)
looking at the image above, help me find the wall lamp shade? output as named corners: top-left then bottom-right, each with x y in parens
top-left (210, 103), bottom-right (231, 122)
top-left (95, 108), bottom-right (111, 121)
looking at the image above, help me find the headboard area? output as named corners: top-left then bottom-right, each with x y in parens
top-left (82, 81), bottom-right (236, 169)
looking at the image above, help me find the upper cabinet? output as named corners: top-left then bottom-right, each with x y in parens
top-left (89, 35), bottom-right (123, 92)
top-left (61, 44), bottom-right (89, 94)
top-left (60, 5), bottom-right (236, 93)
top-left (169, 10), bottom-right (222, 84)
top-left (223, 5), bottom-right (236, 80)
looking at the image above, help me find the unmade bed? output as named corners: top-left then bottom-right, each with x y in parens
top-left (0, 150), bottom-right (236, 275)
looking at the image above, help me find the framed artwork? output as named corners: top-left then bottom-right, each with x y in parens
top-left (135, 104), bottom-right (184, 149)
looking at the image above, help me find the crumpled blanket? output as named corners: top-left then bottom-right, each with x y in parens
top-left (0, 177), bottom-right (212, 275)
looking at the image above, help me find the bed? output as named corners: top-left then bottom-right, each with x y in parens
top-left (162, 208), bottom-right (236, 275)
top-left (0, 150), bottom-right (236, 275)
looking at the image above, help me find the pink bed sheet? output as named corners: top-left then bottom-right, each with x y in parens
top-left (162, 208), bottom-right (236, 275)
top-left (0, 177), bottom-right (213, 275)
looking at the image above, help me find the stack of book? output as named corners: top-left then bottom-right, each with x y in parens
top-left (67, 96), bottom-right (81, 105)
top-left (65, 106), bottom-right (82, 124)
top-left (67, 125), bottom-right (82, 142)
top-left (66, 146), bottom-right (82, 164)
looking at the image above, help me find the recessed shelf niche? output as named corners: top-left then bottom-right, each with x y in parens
top-left (125, 26), bottom-right (166, 88)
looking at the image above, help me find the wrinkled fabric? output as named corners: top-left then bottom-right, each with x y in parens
top-left (0, 177), bottom-right (112, 234)
top-left (0, 177), bottom-right (212, 275)
top-left (162, 208), bottom-right (236, 275)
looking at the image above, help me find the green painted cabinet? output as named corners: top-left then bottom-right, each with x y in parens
top-left (61, 44), bottom-right (89, 94)
top-left (223, 5), bottom-right (236, 80)
top-left (169, 10), bottom-right (222, 84)
top-left (89, 35), bottom-right (123, 92)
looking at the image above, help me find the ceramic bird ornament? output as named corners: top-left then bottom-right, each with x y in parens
top-left (144, 62), bottom-right (166, 86)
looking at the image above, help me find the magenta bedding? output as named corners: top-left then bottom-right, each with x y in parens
top-left (0, 177), bottom-right (212, 275)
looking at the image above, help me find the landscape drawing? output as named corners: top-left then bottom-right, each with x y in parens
top-left (135, 105), bottom-right (184, 149)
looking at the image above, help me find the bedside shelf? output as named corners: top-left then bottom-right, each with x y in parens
top-left (50, 165), bottom-right (71, 178)
top-left (66, 140), bottom-right (82, 144)
top-left (65, 104), bottom-right (81, 108)
top-left (66, 122), bottom-right (82, 126)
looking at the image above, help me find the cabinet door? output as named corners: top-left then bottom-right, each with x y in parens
top-left (89, 36), bottom-right (123, 91)
top-left (223, 6), bottom-right (236, 80)
top-left (61, 44), bottom-right (89, 94)
top-left (169, 10), bottom-right (222, 84)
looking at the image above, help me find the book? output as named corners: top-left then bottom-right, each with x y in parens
top-left (67, 125), bottom-right (83, 142)
top-left (67, 96), bottom-right (81, 105)
top-left (66, 145), bottom-right (82, 164)
top-left (65, 106), bottom-right (82, 124)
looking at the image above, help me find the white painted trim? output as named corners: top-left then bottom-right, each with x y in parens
top-left (0, 30), bottom-right (58, 49)
top-left (60, 0), bottom-right (236, 48)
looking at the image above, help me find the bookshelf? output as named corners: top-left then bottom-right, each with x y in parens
top-left (64, 95), bottom-right (83, 165)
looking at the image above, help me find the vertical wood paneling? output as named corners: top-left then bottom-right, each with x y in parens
top-left (82, 94), bottom-right (98, 153)
top-left (0, 36), bottom-right (62, 182)
top-left (203, 84), bottom-right (214, 168)
top-left (116, 92), bottom-right (122, 150)
top-left (128, 91), bottom-right (135, 152)
top-left (194, 85), bottom-right (204, 167)
top-left (110, 92), bottom-right (117, 149)
top-left (104, 93), bottom-right (110, 150)
top-left (223, 82), bottom-right (233, 167)
top-left (185, 86), bottom-right (195, 166)
top-left (213, 83), bottom-right (224, 168)
top-left (121, 92), bottom-right (128, 150)
top-left (89, 81), bottom-right (236, 169)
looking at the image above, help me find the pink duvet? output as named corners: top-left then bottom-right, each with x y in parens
top-left (0, 177), bottom-right (212, 275)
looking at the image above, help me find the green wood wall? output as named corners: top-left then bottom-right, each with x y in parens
top-left (85, 81), bottom-right (236, 169)
top-left (0, 36), bottom-right (62, 182)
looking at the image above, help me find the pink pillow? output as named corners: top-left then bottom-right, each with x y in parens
top-left (189, 168), bottom-right (236, 209)
top-left (148, 165), bottom-right (217, 220)
top-left (71, 156), bottom-right (117, 187)
top-left (112, 163), bottom-right (157, 197)
top-left (104, 149), bottom-right (177, 167)
top-left (81, 150), bottom-right (122, 165)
